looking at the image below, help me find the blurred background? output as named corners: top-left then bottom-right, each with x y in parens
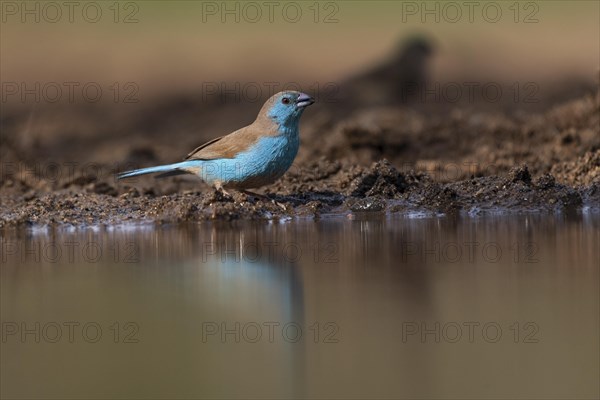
top-left (1, 0), bottom-right (598, 190)
top-left (2, 1), bottom-right (598, 93)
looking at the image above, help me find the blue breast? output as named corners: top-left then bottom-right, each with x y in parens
top-left (198, 132), bottom-right (299, 189)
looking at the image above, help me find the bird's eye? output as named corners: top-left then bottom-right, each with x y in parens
top-left (281, 97), bottom-right (290, 104)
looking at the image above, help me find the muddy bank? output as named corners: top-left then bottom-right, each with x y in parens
top-left (1, 84), bottom-right (598, 227)
top-left (0, 157), bottom-right (598, 227)
top-left (299, 90), bottom-right (600, 184)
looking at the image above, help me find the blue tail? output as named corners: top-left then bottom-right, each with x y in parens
top-left (117, 161), bottom-right (194, 180)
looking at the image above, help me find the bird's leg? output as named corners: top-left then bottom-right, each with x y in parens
top-left (242, 190), bottom-right (287, 211)
top-left (213, 182), bottom-right (233, 199)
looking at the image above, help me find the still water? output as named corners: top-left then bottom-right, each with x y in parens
top-left (1, 214), bottom-right (599, 399)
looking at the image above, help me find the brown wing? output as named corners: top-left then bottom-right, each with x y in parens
top-left (184, 126), bottom-right (266, 161)
top-left (184, 114), bottom-right (281, 161)
top-left (184, 136), bottom-right (225, 160)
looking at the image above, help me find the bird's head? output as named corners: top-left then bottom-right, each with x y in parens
top-left (259, 91), bottom-right (315, 128)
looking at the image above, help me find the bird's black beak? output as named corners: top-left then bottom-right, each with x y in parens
top-left (296, 93), bottom-right (315, 108)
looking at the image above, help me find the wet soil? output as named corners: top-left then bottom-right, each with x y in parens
top-left (1, 84), bottom-right (598, 227)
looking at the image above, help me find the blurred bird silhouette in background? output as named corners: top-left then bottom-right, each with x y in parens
top-left (339, 35), bottom-right (434, 109)
top-left (292, 36), bottom-right (434, 166)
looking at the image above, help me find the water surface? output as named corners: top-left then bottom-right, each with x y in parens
top-left (1, 214), bottom-right (599, 399)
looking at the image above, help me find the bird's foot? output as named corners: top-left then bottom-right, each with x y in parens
top-left (213, 185), bottom-right (234, 202)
